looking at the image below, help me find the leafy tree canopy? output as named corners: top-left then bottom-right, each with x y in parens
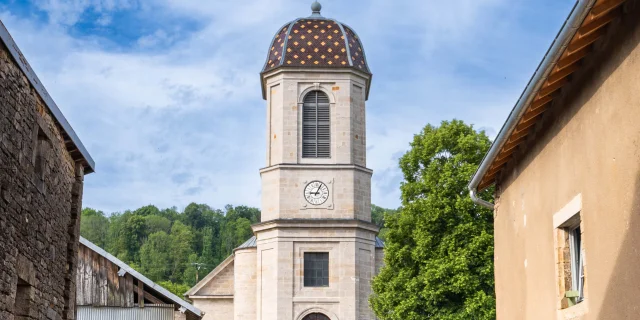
top-left (371, 120), bottom-right (495, 320)
top-left (81, 202), bottom-right (397, 302)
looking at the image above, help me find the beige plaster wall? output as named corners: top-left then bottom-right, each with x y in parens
top-left (494, 9), bottom-right (640, 320)
top-left (192, 298), bottom-right (233, 320)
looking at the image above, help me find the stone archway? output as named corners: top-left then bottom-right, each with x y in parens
top-left (302, 313), bottom-right (330, 320)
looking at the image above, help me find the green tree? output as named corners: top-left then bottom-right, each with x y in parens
top-left (371, 204), bottom-right (397, 242)
top-left (134, 205), bottom-right (160, 217)
top-left (106, 211), bottom-right (147, 263)
top-left (169, 221), bottom-right (195, 283)
top-left (157, 281), bottom-right (191, 301)
top-left (140, 231), bottom-right (171, 281)
top-left (80, 208), bottom-right (109, 248)
top-left (227, 205), bottom-right (261, 223)
top-left (371, 120), bottom-right (495, 320)
top-left (82, 203), bottom-right (260, 288)
top-left (234, 218), bottom-right (253, 245)
top-left (182, 203), bottom-right (215, 230)
top-left (145, 215), bottom-right (172, 234)
top-left (371, 204), bottom-right (387, 228)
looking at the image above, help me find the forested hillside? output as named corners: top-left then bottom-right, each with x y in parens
top-left (80, 203), bottom-right (396, 299)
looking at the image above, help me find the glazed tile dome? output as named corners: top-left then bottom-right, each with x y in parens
top-left (261, 1), bottom-right (370, 75)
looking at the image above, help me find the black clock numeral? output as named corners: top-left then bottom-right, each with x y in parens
top-left (304, 181), bottom-right (329, 205)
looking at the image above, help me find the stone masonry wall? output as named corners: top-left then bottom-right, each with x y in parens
top-left (0, 39), bottom-right (84, 320)
top-left (199, 260), bottom-right (234, 295)
top-left (234, 249), bottom-right (256, 320)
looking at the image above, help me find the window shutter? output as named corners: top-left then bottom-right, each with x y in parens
top-left (302, 91), bottom-right (331, 158)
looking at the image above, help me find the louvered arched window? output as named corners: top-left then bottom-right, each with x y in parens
top-left (302, 91), bottom-right (331, 158)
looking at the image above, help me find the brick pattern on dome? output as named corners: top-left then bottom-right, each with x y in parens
top-left (266, 23), bottom-right (291, 69)
top-left (344, 26), bottom-right (369, 73)
top-left (262, 18), bottom-right (369, 73)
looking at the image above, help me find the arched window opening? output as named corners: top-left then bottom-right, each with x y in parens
top-left (302, 91), bottom-right (330, 158)
top-left (302, 313), bottom-right (330, 320)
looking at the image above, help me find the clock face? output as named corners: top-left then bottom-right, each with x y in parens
top-left (304, 181), bottom-right (330, 205)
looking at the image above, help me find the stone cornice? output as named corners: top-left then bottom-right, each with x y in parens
top-left (260, 66), bottom-right (372, 100)
top-left (252, 218), bottom-right (380, 233)
top-left (259, 163), bottom-right (373, 175)
top-left (188, 295), bottom-right (233, 300)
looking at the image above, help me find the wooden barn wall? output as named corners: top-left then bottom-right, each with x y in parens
top-left (75, 244), bottom-right (135, 307)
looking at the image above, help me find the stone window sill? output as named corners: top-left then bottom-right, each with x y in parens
top-left (558, 300), bottom-right (588, 320)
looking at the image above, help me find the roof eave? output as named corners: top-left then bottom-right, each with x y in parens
top-left (0, 21), bottom-right (95, 174)
top-left (468, 0), bottom-right (600, 203)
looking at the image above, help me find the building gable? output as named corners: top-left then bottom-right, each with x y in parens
top-left (186, 255), bottom-right (235, 297)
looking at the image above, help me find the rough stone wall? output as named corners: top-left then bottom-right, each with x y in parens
top-left (0, 40), bottom-right (83, 320)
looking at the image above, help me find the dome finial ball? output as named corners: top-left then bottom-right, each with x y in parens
top-left (311, 1), bottom-right (322, 13)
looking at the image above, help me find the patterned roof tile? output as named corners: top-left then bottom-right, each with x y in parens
top-left (262, 17), bottom-right (369, 74)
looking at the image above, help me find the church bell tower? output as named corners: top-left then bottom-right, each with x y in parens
top-left (185, 3), bottom-right (382, 319)
top-left (244, 2), bottom-right (381, 319)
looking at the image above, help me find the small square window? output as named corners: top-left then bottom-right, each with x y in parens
top-left (304, 252), bottom-right (329, 287)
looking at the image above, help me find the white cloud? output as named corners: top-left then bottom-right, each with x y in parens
top-left (0, 0), bottom-right (575, 213)
top-left (33, 0), bottom-right (137, 25)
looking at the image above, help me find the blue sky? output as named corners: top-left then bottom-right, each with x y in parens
top-left (0, 0), bottom-right (576, 214)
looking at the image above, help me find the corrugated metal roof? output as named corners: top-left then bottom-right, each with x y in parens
top-left (77, 305), bottom-right (173, 320)
top-left (0, 20), bottom-right (95, 173)
top-left (79, 237), bottom-right (202, 317)
top-left (237, 236), bottom-right (257, 249)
